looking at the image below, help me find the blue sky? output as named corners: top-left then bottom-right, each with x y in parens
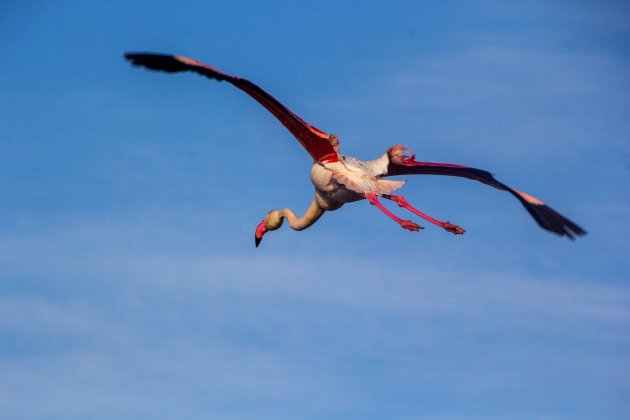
top-left (1, 1), bottom-right (629, 418)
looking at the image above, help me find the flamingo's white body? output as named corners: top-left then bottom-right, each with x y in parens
top-left (125, 52), bottom-right (586, 246)
top-left (312, 152), bottom-right (404, 208)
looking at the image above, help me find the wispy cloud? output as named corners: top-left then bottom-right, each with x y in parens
top-left (2, 1), bottom-right (628, 418)
top-left (1, 218), bottom-right (628, 418)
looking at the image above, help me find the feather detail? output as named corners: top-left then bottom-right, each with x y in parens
top-left (124, 52), bottom-right (339, 163)
top-left (341, 153), bottom-right (390, 177)
top-left (331, 170), bottom-right (405, 195)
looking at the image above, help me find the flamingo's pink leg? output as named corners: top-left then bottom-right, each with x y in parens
top-left (364, 193), bottom-right (422, 231)
top-left (382, 194), bottom-right (465, 235)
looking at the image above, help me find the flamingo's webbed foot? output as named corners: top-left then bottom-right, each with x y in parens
top-left (401, 220), bottom-right (423, 231)
top-left (443, 222), bottom-right (465, 235)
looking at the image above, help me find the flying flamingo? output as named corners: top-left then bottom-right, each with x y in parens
top-left (124, 52), bottom-right (586, 246)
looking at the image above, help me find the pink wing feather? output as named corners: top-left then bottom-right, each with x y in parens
top-left (386, 157), bottom-right (587, 239)
top-left (124, 53), bottom-right (339, 164)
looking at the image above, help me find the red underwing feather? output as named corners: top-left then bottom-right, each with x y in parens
top-left (124, 53), bottom-right (339, 164)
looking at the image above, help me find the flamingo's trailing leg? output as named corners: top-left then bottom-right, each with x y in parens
top-left (365, 193), bottom-right (423, 231)
top-left (382, 194), bottom-right (465, 235)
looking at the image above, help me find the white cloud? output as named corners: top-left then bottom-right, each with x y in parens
top-left (1, 218), bottom-right (628, 417)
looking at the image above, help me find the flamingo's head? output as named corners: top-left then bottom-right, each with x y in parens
top-left (254, 210), bottom-right (284, 247)
top-left (387, 145), bottom-right (414, 165)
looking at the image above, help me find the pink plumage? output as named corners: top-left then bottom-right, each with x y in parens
top-left (124, 52), bottom-right (586, 246)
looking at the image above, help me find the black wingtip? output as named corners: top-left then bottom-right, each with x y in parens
top-left (526, 202), bottom-right (587, 240)
top-left (124, 52), bottom-right (155, 64)
top-left (124, 52), bottom-right (169, 60)
top-left (123, 52), bottom-right (188, 73)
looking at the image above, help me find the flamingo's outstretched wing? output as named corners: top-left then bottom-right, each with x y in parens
top-left (385, 157), bottom-right (586, 239)
top-left (124, 53), bottom-right (339, 164)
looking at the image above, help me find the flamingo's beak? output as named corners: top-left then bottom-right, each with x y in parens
top-left (254, 220), bottom-right (268, 247)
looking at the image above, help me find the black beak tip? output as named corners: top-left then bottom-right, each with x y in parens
top-left (255, 236), bottom-right (262, 248)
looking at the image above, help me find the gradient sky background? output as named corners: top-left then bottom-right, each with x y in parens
top-left (1, 1), bottom-right (629, 419)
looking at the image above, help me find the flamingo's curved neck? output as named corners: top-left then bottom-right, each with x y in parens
top-left (281, 199), bottom-right (325, 231)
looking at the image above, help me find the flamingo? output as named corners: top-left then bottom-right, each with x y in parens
top-left (124, 52), bottom-right (586, 246)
